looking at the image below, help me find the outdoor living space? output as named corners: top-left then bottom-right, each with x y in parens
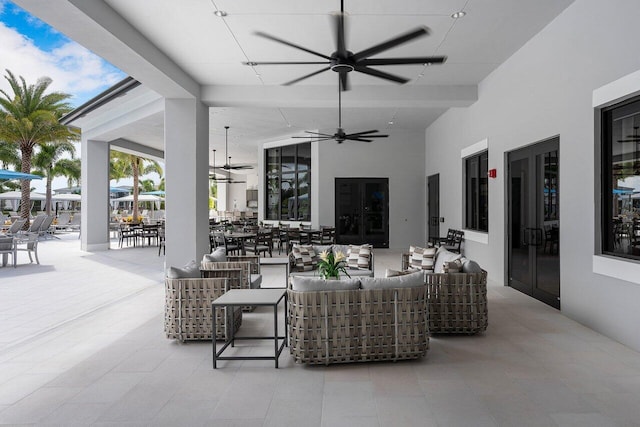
top-left (1, 234), bottom-right (639, 426)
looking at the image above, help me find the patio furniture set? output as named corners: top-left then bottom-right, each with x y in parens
top-left (164, 233), bottom-right (487, 368)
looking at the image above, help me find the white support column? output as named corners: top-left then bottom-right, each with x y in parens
top-left (81, 138), bottom-right (110, 251)
top-left (164, 98), bottom-right (209, 268)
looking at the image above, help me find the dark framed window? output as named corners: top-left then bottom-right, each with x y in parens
top-left (265, 142), bottom-right (311, 221)
top-left (464, 151), bottom-right (488, 232)
top-left (601, 96), bottom-right (640, 260)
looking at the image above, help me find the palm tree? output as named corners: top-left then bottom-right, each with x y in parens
top-left (0, 70), bottom-right (78, 223)
top-left (32, 141), bottom-right (80, 215)
top-left (110, 151), bottom-right (163, 222)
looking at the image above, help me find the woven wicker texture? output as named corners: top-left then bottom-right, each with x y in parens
top-left (201, 261), bottom-right (255, 311)
top-left (164, 277), bottom-right (242, 341)
top-left (401, 252), bottom-right (488, 334)
top-left (426, 271), bottom-right (488, 334)
top-left (227, 255), bottom-right (261, 274)
top-left (288, 287), bottom-right (429, 365)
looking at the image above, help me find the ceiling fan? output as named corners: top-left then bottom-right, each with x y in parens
top-left (213, 126), bottom-right (253, 170)
top-left (292, 77), bottom-right (388, 143)
top-left (209, 149), bottom-right (246, 184)
top-left (244, 0), bottom-right (446, 91)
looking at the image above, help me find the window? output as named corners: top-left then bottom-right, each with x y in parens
top-left (601, 96), bottom-right (640, 260)
top-left (265, 142), bottom-right (311, 221)
top-left (464, 151), bottom-right (488, 232)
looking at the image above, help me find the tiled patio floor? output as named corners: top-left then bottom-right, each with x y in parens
top-left (1, 233), bottom-right (639, 426)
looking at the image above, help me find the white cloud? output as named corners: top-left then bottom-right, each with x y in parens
top-left (0, 21), bottom-right (125, 106)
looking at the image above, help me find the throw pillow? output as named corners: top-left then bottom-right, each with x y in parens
top-left (443, 259), bottom-right (464, 273)
top-left (346, 244), bottom-right (372, 270)
top-left (202, 247), bottom-right (227, 263)
top-left (409, 245), bottom-right (437, 271)
top-left (291, 244), bottom-right (318, 272)
top-left (462, 260), bottom-right (483, 273)
top-left (166, 260), bottom-right (200, 279)
top-left (291, 276), bottom-right (360, 291)
top-left (360, 270), bottom-right (424, 289)
top-left (434, 248), bottom-right (462, 273)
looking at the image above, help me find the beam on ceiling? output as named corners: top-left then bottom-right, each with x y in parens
top-left (202, 85), bottom-right (477, 108)
top-left (110, 138), bottom-right (164, 162)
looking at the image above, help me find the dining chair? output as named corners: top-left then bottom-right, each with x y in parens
top-left (245, 230), bottom-right (272, 257)
top-left (15, 232), bottom-right (40, 265)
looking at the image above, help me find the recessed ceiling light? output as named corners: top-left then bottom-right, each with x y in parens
top-left (388, 121), bottom-right (394, 125)
top-left (451, 11), bottom-right (466, 19)
top-left (214, 10), bottom-right (227, 17)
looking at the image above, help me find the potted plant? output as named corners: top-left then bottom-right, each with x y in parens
top-left (317, 250), bottom-right (350, 280)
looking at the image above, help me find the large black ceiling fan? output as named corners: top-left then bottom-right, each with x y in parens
top-left (244, 0), bottom-right (446, 91)
top-left (292, 77), bottom-right (388, 143)
top-left (214, 126), bottom-right (253, 171)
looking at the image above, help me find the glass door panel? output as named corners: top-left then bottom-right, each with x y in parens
top-left (508, 138), bottom-right (560, 309)
top-left (336, 181), bottom-right (361, 244)
top-left (509, 158), bottom-right (531, 290)
top-left (335, 178), bottom-right (389, 247)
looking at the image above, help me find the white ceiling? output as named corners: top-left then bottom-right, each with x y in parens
top-left (17, 0), bottom-right (575, 165)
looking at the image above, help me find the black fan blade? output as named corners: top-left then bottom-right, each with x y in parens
top-left (354, 66), bottom-right (408, 84)
top-left (255, 32), bottom-right (331, 60)
top-left (347, 129), bottom-right (381, 136)
top-left (347, 134), bottom-right (389, 139)
top-left (283, 66), bottom-right (332, 86)
top-left (353, 27), bottom-right (429, 61)
top-left (244, 61), bottom-right (330, 65)
top-left (617, 139), bottom-right (640, 143)
top-left (331, 12), bottom-right (347, 58)
top-left (347, 138), bottom-right (373, 142)
top-left (339, 70), bottom-right (350, 91)
top-left (360, 56), bottom-right (447, 66)
top-left (305, 131), bottom-right (334, 136)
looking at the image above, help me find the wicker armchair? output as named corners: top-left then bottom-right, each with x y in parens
top-left (400, 252), bottom-right (488, 334)
top-left (288, 286), bottom-right (429, 365)
top-left (164, 277), bottom-right (242, 341)
top-left (201, 260), bottom-right (258, 311)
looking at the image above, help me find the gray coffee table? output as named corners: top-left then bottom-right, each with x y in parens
top-left (212, 288), bottom-right (287, 368)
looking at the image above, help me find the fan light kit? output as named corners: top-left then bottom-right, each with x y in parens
top-left (244, 0), bottom-right (447, 91)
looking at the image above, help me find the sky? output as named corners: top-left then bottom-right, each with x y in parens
top-left (0, 1), bottom-right (164, 194)
top-left (0, 0), bottom-right (125, 107)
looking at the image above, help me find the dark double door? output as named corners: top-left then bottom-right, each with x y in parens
top-left (507, 137), bottom-right (560, 309)
top-left (335, 178), bottom-right (389, 248)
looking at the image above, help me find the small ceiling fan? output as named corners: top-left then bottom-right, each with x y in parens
top-left (209, 149), bottom-right (246, 184)
top-left (213, 126), bottom-right (253, 170)
top-left (292, 77), bottom-right (389, 143)
top-left (245, 0), bottom-right (446, 91)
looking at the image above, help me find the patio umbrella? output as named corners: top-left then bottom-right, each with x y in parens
top-left (0, 169), bottom-right (42, 180)
top-left (141, 190), bottom-right (165, 196)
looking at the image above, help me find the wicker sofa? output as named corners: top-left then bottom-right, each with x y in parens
top-left (288, 244), bottom-right (375, 278)
top-left (287, 272), bottom-right (429, 365)
top-left (400, 249), bottom-right (488, 334)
